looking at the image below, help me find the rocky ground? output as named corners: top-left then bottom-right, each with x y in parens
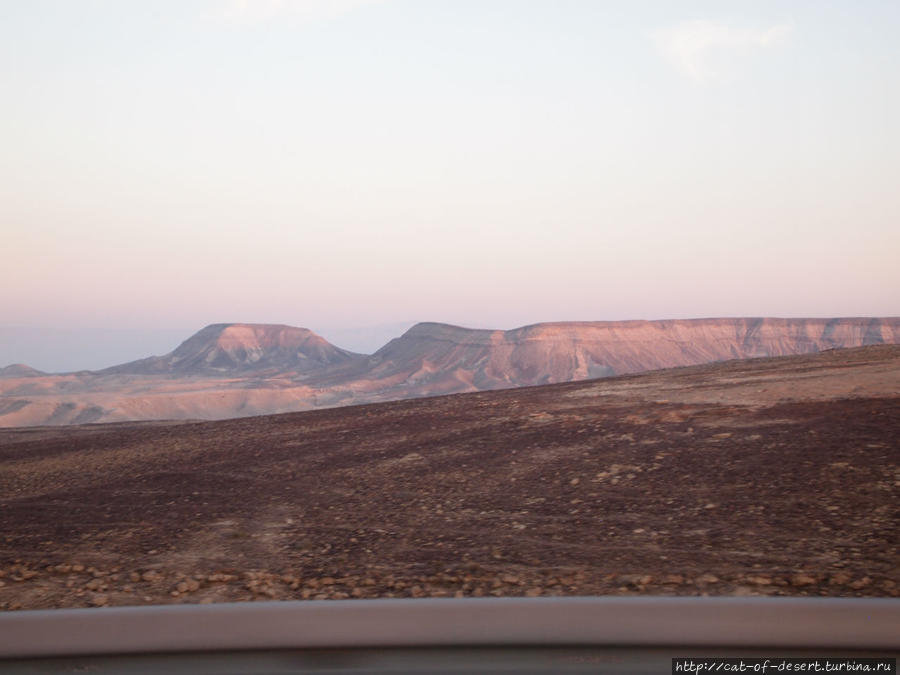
top-left (0, 345), bottom-right (897, 610)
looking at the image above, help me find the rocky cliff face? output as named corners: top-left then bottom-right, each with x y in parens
top-left (348, 317), bottom-right (900, 396)
top-left (1, 317), bottom-right (897, 426)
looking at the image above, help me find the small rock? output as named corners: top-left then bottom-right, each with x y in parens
top-left (790, 574), bottom-right (817, 587)
top-left (849, 577), bottom-right (872, 590)
top-left (90, 595), bottom-right (109, 607)
top-left (525, 587), bottom-right (542, 597)
top-left (619, 574), bottom-right (652, 587)
top-left (747, 576), bottom-right (773, 586)
top-left (696, 574), bottom-right (719, 585)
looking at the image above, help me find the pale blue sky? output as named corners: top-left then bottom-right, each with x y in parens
top-left (2, 1), bottom-right (898, 370)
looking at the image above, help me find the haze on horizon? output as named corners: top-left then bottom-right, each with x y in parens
top-left (2, 0), bottom-right (898, 371)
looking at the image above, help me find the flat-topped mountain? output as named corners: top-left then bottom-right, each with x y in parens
top-left (332, 317), bottom-right (900, 398)
top-left (1, 317), bottom-right (897, 426)
top-left (101, 323), bottom-right (364, 376)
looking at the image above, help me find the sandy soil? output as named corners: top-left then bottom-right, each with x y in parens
top-left (0, 345), bottom-right (897, 610)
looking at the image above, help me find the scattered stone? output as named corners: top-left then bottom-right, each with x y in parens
top-left (790, 574), bottom-right (817, 587)
top-left (747, 576), bottom-right (773, 586)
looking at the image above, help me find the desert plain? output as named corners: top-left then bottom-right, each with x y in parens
top-left (0, 344), bottom-right (897, 610)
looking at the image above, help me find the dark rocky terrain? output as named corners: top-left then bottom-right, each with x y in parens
top-left (0, 344), bottom-right (897, 610)
top-left (1, 317), bottom-right (898, 427)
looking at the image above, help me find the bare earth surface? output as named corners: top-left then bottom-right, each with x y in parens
top-left (0, 345), bottom-right (897, 610)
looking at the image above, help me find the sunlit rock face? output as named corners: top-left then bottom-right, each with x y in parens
top-left (1, 317), bottom-right (897, 427)
top-left (350, 317), bottom-right (900, 395)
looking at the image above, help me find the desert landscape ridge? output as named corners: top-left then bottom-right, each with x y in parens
top-left (1, 317), bottom-right (897, 427)
top-left (0, 344), bottom-right (897, 610)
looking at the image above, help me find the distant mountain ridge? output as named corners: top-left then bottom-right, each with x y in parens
top-left (1, 317), bottom-right (898, 426)
top-left (327, 317), bottom-right (900, 398)
top-left (0, 364), bottom-right (46, 378)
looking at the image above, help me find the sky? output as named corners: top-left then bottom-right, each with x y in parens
top-left (1, 0), bottom-right (898, 370)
